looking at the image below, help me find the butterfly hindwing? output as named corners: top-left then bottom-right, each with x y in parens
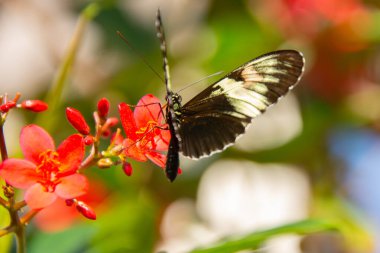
top-left (177, 50), bottom-right (305, 159)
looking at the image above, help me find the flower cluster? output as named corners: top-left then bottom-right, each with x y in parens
top-left (0, 94), bottom-right (173, 233)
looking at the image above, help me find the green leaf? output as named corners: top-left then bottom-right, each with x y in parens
top-left (0, 193), bottom-right (11, 253)
top-left (0, 234), bottom-right (12, 253)
top-left (190, 219), bottom-right (338, 253)
top-left (28, 225), bottom-right (95, 253)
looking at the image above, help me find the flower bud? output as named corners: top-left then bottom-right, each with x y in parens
top-left (21, 100), bottom-right (48, 112)
top-left (111, 132), bottom-right (124, 146)
top-left (97, 158), bottom-right (113, 168)
top-left (84, 135), bottom-right (94, 146)
top-left (65, 199), bottom-right (74, 206)
top-left (76, 201), bottom-right (96, 220)
top-left (122, 162), bottom-right (133, 176)
top-left (105, 117), bottom-right (119, 128)
top-left (97, 98), bottom-right (110, 118)
top-left (0, 101), bottom-right (16, 113)
top-left (66, 107), bottom-right (90, 135)
top-left (101, 129), bottom-right (111, 137)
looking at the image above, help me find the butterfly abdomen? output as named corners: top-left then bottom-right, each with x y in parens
top-left (166, 123), bottom-right (180, 182)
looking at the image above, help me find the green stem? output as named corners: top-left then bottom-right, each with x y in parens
top-left (13, 200), bottom-right (26, 211)
top-left (6, 203), bottom-right (25, 253)
top-left (80, 148), bottom-right (96, 169)
top-left (35, 3), bottom-right (101, 130)
top-left (0, 227), bottom-right (14, 237)
top-left (21, 210), bottom-right (40, 225)
top-left (0, 122), bottom-right (8, 161)
top-left (14, 223), bottom-right (25, 253)
top-left (1, 119), bottom-right (24, 252)
top-left (0, 196), bottom-right (8, 207)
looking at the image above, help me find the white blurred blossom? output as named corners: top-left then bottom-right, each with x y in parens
top-left (157, 160), bottom-right (310, 253)
top-left (235, 93), bottom-right (303, 152)
top-left (0, 0), bottom-right (112, 98)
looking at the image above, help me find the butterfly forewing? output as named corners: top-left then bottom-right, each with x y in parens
top-left (177, 50), bottom-right (305, 159)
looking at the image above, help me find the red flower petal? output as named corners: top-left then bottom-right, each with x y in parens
top-left (0, 159), bottom-right (41, 189)
top-left (20, 125), bottom-right (55, 164)
top-left (145, 151), bottom-right (166, 168)
top-left (55, 174), bottom-right (88, 199)
top-left (25, 183), bottom-right (57, 209)
top-left (34, 179), bottom-right (108, 232)
top-left (118, 103), bottom-right (138, 139)
top-left (122, 139), bottom-right (148, 162)
top-left (154, 126), bottom-right (171, 151)
top-left (56, 134), bottom-right (84, 174)
top-left (134, 94), bottom-right (164, 128)
top-left (34, 198), bottom-right (77, 232)
top-left (111, 132), bottom-right (124, 145)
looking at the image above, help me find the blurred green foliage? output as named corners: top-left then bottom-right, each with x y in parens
top-left (2, 0), bottom-right (380, 252)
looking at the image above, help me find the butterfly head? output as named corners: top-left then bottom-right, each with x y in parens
top-left (172, 93), bottom-right (182, 111)
top-left (166, 92), bottom-right (182, 111)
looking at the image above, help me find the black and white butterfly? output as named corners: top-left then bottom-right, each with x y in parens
top-left (155, 10), bottom-right (305, 182)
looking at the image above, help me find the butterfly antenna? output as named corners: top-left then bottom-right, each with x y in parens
top-left (116, 31), bottom-right (164, 83)
top-left (155, 9), bottom-right (172, 92)
top-left (176, 71), bottom-right (225, 93)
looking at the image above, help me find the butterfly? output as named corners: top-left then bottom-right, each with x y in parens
top-left (155, 10), bottom-right (305, 182)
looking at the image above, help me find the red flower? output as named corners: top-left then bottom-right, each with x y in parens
top-left (33, 180), bottom-right (108, 232)
top-left (0, 125), bottom-right (88, 209)
top-left (255, 0), bottom-right (369, 40)
top-left (118, 94), bottom-right (170, 168)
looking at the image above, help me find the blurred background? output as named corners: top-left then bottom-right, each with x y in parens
top-left (1, 0), bottom-right (380, 252)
